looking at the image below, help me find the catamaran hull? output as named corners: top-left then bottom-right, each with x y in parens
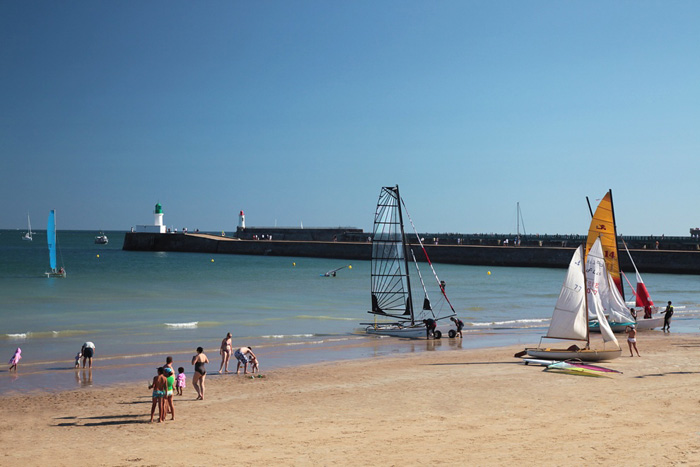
top-left (524, 348), bottom-right (621, 362)
top-left (365, 327), bottom-right (424, 338)
top-left (589, 321), bottom-right (636, 333)
top-left (363, 324), bottom-right (452, 339)
top-left (634, 317), bottom-right (664, 330)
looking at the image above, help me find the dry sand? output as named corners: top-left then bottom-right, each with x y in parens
top-left (2, 333), bottom-right (699, 466)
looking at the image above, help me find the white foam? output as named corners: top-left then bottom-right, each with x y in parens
top-left (164, 322), bottom-right (198, 328)
top-left (6, 333), bottom-right (28, 339)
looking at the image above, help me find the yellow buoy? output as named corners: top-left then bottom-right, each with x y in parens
top-left (487, 271), bottom-right (491, 275)
top-left (96, 254), bottom-right (99, 258)
top-left (348, 265), bottom-right (352, 269)
top-left (211, 259), bottom-right (214, 262)
top-left (293, 262), bottom-right (296, 266)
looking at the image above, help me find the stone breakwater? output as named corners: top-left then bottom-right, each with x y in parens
top-left (122, 232), bottom-right (700, 274)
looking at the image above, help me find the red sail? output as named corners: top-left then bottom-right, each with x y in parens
top-left (635, 281), bottom-right (654, 308)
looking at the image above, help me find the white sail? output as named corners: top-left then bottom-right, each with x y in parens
top-left (586, 236), bottom-right (634, 324)
top-left (604, 270), bottom-right (635, 322)
top-left (586, 238), bottom-right (619, 346)
top-left (545, 245), bottom-right (588, 341)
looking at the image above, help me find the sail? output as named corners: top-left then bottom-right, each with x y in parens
top-left (635, 272), bottom-right (654, 308)
top-left (370, 186), bottom-right (413, 321)
top-left (586, 240), bottom-right (634, 323)
top-left (586, 191), bottom-right (623, 298)
top-left (47, 210), bottom-right (57, 271)
top-left (545, 245), bottom-right (588, 341)
top-left (586, 238), bottom-right (619, 346)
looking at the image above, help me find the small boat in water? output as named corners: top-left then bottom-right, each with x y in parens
top-left (22, 213), bottom-right (33, 241)
top-left (95, 232), bottom-right (109, 245)
top-left (45, 210), bottom-right (66, 278)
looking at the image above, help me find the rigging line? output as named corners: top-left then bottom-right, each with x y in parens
top-left (620, 236), bottom-right (641, 276)
top-left (620, 270), bottom-right (639, 301)
top-left (409, 248), bottom-right (435, 319)
top-left (398, 197), bottom-right (456, 315)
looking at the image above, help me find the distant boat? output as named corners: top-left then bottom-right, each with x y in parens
top-left (362, 185), bottom-right (457, 338)
top-left (22, 213), bottom-right (33, 241)
top-left (94, 232), bottom-right (108, 245)
top-left (45, 210), bottom-right (66, 278)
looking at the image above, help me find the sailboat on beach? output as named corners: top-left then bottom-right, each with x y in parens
top-left (362, 185), bottom-right (457, 338)
top-left (520, 238), bottom-right (622, 362)
top-left (22, 213), bottom-right (33, 241)
top-left (586, 190), bottom-right (661, 331)
top-left (45, 210), bottom-right (66, 278)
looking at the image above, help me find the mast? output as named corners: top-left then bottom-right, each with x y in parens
top-left (608, 189), bottom-right (625, 301)
top-left (394, 185), bottom-right (414, 324)
top-left (583, 241), bottom-right (590, 349)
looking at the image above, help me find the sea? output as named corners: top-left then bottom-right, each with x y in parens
top-left (2, 229), bottom-right (699, 395)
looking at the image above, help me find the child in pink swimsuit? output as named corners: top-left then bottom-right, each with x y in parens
top-left (176, 367), bottom-right (186, 396)
top-left (8, 348), bottom-right (21, 371)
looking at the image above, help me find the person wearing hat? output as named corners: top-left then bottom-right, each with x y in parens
top-left (661, 301), bottom-right (674, 332)
top-left (625, 324), bottom-right (640, 357)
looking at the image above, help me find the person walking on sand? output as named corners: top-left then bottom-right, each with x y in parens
top-left (8, 347), bottom-right (21, 371)
top-left (81, 341), bottom-right (95, 368)
top-left (234, 346), bottom-right (256, 374)
top-left (661, 301), bottom-right (674, 331)
top-left (626, 325), bottom-right (640, 357)
top-left (219, 332), bottom-right (233, 374)
top-left (191, 347), bottom-right (209, 400)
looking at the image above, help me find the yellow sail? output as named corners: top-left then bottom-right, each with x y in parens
top-left (585, 191), bottom-right (623, 297)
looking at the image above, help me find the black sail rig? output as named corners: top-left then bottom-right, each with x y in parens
top-left (368, 185), bottom-right (456, 327)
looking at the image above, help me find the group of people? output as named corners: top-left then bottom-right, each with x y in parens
top-left (217, 332), bottom-right (259, 375)
top-left (422, 316), bottom-right (464, 339)
top-left (146, 335), bottom-right (260, 422)
top-left (624, 300), bottom-right (675, 358)
top-left (149, 356), bottom-right (187, 423)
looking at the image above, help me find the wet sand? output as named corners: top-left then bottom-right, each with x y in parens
top-left (1, 332), bottom-right (699, 465)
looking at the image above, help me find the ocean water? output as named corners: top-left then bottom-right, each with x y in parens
top-left (1, 229), bottom-right (699, 394)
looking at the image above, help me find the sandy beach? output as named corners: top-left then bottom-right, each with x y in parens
top-left (2, 332), bottom-right (699, 466)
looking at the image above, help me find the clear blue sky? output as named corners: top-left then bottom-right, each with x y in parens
top-left (2, 1), bottom-right (699, 236)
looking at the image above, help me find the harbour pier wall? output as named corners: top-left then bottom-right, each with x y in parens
top-left (122, 232), bottom-right (700, 274)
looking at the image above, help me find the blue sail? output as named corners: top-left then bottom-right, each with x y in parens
top-left (48, 210), bottom-right (57, 271)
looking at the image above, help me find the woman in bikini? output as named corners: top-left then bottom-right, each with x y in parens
top-left (218, 332), bottom-right (233, 374)
top-left (191, 346), bottom-right (209, 400)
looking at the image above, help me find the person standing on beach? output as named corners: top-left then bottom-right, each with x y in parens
top-left (163, 367), bottom-right (175, 420)
top-left (219, 332), bottom-right (233, 374)
top-left (191, 347), bottom-right (209, 400)
top-left (148, 367), bottom-right (167, 423)
top-left (176, 367), bottom-right (186, 396)
top-left (81, 341), bottom-right (95, 368)
top-left (626, 325), bottom-right (640, 357)
top-left (234, 346), bottom-right (256, 374)
top-left (661, 301), bottom-right (674, 331)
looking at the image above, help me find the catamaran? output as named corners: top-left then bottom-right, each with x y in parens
top-left (586, 190), bottom-right (661, 331)
top-left (519, 239), bottom-right (622, 362)
top-left (45, 210), bottom-right (66, 278)
top-left (362, 185), bottom-right (457, 338)
top-left (22, 213), bottom-right (33, 241)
